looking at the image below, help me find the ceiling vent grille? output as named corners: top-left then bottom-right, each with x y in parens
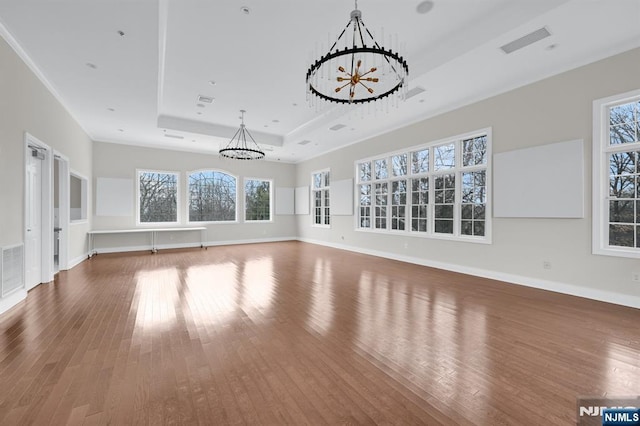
top-left (164, 133), bottom-right (184, 140)
top-left (197, 95), bottom-right (214, 104)
top-left (329, 124), bottom-right (347, 131)
top-left (298, 140), bottom-right (312, 145)
top-left (500, 27), bottom-right (551, 54)
top-left (405, 86), bottom-right (426, 99)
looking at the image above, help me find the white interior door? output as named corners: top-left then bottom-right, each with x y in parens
top-left (25, 150), bottom-right (43, 290)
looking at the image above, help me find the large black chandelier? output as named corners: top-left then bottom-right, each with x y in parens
top-left (219, 110), bottom-right (265, 160)
top-left (306, 0), bottom-right (409, 106)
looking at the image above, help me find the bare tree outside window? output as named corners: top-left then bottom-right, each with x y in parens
top-left (607, 100), bottom-right (640, 247)
top-left (189, 171), bottom-right (236, 222)
top-left (139, 171), bottom-right (178, 223)
top-left (245, 179), bottom-right (271, 221)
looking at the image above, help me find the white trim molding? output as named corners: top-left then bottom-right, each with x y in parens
top-left (299, 237), bottom-right (640, 310)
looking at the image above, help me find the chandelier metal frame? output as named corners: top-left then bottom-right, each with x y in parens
top-left (306, 1), bottom-right (409, 105)
top-left (219, 110), bottom-right (265, 160)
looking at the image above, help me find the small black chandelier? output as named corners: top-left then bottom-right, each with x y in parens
top-left (219, 110), bottom-right (265, 160)
top-left (306, 0), bottom-right (409, 106)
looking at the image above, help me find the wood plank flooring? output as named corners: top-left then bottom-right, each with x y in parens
top-left (0, 241), bottom-right (638, 425)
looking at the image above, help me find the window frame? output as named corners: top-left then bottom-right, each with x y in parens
top-left (243, 177), bottom-right (273, 223)
top-left (354, 128), bottom-right (492, 244)
top-left (592, 89), bottom-right (640, 258)
top-left (311, 168), bottom-right (331, 228)
top-left (136, 169), bottom-right (181, 226)
top-left (69, 169), bottom-right (88, 224)
top-left (186, 169), bottom-right (238, 225)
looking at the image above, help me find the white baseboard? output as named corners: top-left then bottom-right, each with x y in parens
top-left (298, 238), bottom-right (640, 310)
top-left (0, 289), bottom-right (27, 316)
top-left (92, 236), bottom-right (297, 255)
top-left (67, 254), bottom-right (88, 269)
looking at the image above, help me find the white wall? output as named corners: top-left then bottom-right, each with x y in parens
top-left (92, 142), bottom-right (297, 250)
top-left (296, 47), bottom-right (640, 307)
top-left (0, 35), bottom-right (92, 264)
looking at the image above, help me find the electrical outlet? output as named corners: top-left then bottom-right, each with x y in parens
top-left (403, 242), bottom-right (408, 249)
top-left (632, 272), bottom-right (640, 282)
top-left (543, 261), bottom-right (552, 270)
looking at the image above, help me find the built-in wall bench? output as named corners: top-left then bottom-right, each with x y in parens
top-left (87, 227), bottom-right (207, 257)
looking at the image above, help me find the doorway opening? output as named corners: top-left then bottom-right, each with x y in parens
top-left (24, 133), bottom-right (54, 290)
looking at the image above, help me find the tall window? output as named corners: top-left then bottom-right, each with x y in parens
top-left (593, 90), bottom-right (640, 258)
top-left (312, 169), bottom-right (330, 226)
top-left (356, 130), bottom-right (491, 242)
top-left (188, 170), bottom-right (236, 222)
top-left (245, 179), bottom-right (272, 221)
top-left (138, 170), bottom-right (179, 224)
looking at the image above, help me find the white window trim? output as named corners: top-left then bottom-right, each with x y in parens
top-left (69, 169), bottom-right (89, 225)
top-left (354, 128), bottom-right (492, 244)
top-left (136, 169), bottom-right (181, 227)
top-left (311, 168), bottom-right (331, 228)
top-left (186, 169), bottom-right (239, 225)
top-left (243, 177), bottom-right (273, 223)
top-left (592, 88), bottom-right (640, 258)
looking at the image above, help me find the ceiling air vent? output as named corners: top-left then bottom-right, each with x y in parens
top-left (329, 124), bottom-right (347, 131)
top-left (164, 133), bottom-right (184, 140)
top-left (297, 140), bottom-right (312, 145)
top-left (500, 27), bottom-right (551, 54)
top-left (197, 95), bottom-right (214, 104)
top-left (405, 86), bottom-right (426, 100)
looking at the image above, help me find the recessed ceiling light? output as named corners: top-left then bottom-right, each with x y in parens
top-left (240, 6), bottom-right (250, 14)
top-left (292, 103), bottom-right (298, 107)
top-left (416, 1), bottom-right (434, 14)
top-left (86, 62), bottom-right (97, 69)
top-left (107, 107), bottom-right (115, 112)
top-left (117, 30), bottom-right (125, 37)
top-left (117, 128), bottom-right (124, 132)
top-left (546, 43), bottom-right (558, 51)
top-left (272, 119), bottom-right (279, 123)
top-left (197, 112), bottom-right (203, 115)
top-left (264, 124), bottom-right (269, 128)
top-left (419, 99), bottom-right (425, 103)
top-left (208, 80), bottom-right (216, 86)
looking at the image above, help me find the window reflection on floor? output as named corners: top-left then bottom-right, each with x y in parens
top-left (306, 258), bottom-right (335, 335)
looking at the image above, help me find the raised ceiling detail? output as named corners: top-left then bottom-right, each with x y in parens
top-left (0, 1), bottom-right (638, 162)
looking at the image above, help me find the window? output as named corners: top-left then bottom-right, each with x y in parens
top-left (312, 169), bottom-right (330, 226)
top-left (245, 179), bottom-right (272, 221)
top-left (69, 171), bottom-right (87, 223)
top-left (593, 90), bottom-right (640, 258)
top-left (356, 129), bottom-right (491, 242)
top-left (188, 170), bottom-right (236, 222)
top-left (138, 170), bottom-right (179, 224)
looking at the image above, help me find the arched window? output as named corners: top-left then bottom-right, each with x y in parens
top-left (188, 170), bottom-right (237, 222)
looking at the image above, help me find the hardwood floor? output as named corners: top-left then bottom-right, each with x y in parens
top-left (0, 241), bottom-right (638, 425)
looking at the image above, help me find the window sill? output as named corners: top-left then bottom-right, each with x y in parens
top-left (593, 246), bottom-right (640, 259)
top-left (355, 227), bottom-right (491, 244)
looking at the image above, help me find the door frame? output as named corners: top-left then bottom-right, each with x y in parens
top-left (54, 152), bottom-right (70, 271)
top-left (24, 132), bottom-right (54, 288)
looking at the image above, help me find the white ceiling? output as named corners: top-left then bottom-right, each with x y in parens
top-left (0, 0), bottom-right (639, 163)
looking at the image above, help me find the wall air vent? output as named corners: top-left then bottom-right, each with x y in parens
top-left (405, 86), bottom-right (426, 99)
top-left (2, 244), bottom-right (24, 297)
top-left (197, 95), bottom-right (214, 104)
top-left (329, 124), bottom-right (347, 131)
top-left (500, 27), bottom-right (551, 54)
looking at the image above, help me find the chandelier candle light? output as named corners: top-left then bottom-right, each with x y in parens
top-left (219, 110), bottom-right (265, 160)
top-left (306, 0), bottom-right (409, 107)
